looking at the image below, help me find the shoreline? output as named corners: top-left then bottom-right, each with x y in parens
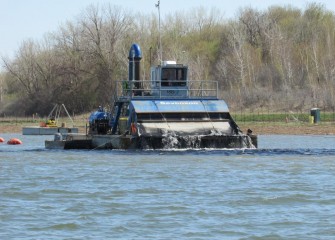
top-left (1, 122), bottom-right (334, 135)
top-left (238, 122), bottom-right (335, 135)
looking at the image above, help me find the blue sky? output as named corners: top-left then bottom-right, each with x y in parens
top-left (1, 0), bottom-right (335, 61)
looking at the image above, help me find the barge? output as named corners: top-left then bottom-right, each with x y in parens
top-left (23, 104), bottom-right (78, 135)
top-left (45, 44), bottom-right (257, 150)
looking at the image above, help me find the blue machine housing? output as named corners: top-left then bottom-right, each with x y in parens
top-left (88, 108), bottom-right (112, 135)
top-left (89, 111), bottom-right (110, 124)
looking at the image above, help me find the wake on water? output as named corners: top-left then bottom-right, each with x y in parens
top-left (1, 144), bottom-right (334, 156)
top-left (137, 131), bottom-right (334, 155)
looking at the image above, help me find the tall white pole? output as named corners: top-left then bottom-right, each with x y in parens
top-left (156, 0), bottom-right (162, 64)
top-left (132, 49), bottom-right (135, 81)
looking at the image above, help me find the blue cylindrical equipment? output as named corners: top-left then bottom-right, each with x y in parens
top-left (128, 43), bottom-right (142, 81)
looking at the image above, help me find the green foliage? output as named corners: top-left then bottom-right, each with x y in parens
top-left (1, 3), bottom-right (335, 116)
top-left (231, 112), bottom-right (335, 122)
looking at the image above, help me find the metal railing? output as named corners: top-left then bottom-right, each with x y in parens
top-left (114, 80), bottom-right (219, 100)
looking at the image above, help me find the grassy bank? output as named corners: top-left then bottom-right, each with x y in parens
top-left (231, 112), bottom-right (335, 123)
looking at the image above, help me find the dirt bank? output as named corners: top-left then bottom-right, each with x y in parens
top-left (1, 122), bottom-right (334, 135)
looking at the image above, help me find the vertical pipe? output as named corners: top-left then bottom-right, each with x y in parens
top-left (128, 44), bottom-right (142, 96)
top-left (128, 44), bottom-right (142, 81)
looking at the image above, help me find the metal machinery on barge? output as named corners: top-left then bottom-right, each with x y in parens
top-left (45, 44), bottom-right (257, 150)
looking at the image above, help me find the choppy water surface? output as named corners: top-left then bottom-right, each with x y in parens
top-left (1, 133), bottom-right (335, 239)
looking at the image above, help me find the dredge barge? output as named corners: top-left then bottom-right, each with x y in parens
top-left (45, 44), bottom-right (257, 150)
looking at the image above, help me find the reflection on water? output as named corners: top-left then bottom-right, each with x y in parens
top-left (0, 133), bottom-right (335, 239)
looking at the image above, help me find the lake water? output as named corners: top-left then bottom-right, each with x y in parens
top-left (1, 133), bottom-right (335, 239)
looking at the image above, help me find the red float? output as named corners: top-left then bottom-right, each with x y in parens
top-left (7, 138), bottom-right (23, 145)
top-left (0, 137), bottom-right (5, 143)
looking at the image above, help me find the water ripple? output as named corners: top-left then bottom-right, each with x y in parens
top-left (1, 135), bottom-right (335, 239)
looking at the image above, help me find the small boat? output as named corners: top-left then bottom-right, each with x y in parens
top-left (45, 44), bottom-right (257, 150)
top-left (23, 104), bottom-right (78, 135)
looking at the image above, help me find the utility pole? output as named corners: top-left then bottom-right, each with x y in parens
top-left (0, 76), bottom-right (3, 103)
top-left (155, 0), bottom-right (162, 64)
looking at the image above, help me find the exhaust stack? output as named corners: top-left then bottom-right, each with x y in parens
top-left (128, 43), bottom-right (142, 81)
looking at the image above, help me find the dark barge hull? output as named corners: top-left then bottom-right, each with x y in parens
top-left (45, 134), bottom-right (257, 150)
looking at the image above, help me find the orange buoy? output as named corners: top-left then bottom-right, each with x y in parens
top-left (0, 137), bottom-right (5, 143)
top-left (7, 138), bottom-right (23, 145)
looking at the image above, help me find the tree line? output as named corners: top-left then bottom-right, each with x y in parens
top-left (1, 2), bottom-right (334, 116)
